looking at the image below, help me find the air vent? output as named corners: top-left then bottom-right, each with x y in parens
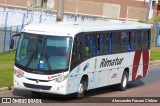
top-left (23, 83), bottom-right (52, 90)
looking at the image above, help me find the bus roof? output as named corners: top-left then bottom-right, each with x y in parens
top-left (22, 20), bottom-right (151, 37)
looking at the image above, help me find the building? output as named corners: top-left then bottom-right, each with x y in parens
top-left (0, 0), bottom-right (27, 8)
top-left (0, 0), bottom-right (159, 21)
top-left (157, 0), bottom-right (160, 16)
top-left (56, 0), bottom-right (158, 21)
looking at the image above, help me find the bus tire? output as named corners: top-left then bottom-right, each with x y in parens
top-left (77, 79), bottom-right (86, 98)
top-left (118, 71), bottom-right (128, 91)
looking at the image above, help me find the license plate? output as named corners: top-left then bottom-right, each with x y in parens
top-left (32, 88), bottom-right (42, 92)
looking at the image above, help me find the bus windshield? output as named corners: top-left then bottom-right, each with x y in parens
top-left (15, 33), bottom-right (72, 74)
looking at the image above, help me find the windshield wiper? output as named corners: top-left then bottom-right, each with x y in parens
top-left (26, 44), bottom-right (38, 67)
top-left (40, 37), bottom-right (51, 71)
top-left (43, 53), bottom-right (51, 70)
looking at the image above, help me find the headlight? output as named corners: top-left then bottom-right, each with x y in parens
top-left (14, 70), bottom-right (23, 78)
top-left (55, 75), bottom-right (68, 83)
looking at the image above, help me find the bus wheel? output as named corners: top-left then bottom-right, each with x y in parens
top-left (77, 80), bottom-right (86, 98)
top-left (118, 71), bottom-right (128, 91)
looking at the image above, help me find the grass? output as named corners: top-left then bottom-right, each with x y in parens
top-left (0, 51), bottom-right (15, 64)
top-left (0, 66), bottom-right (14, 88)
top-left (0, 51), bottom-right (15, 88)
top-left (0, 48), bottom-right (160, 88)
top-left (150, 47), bottom-right (160, 61)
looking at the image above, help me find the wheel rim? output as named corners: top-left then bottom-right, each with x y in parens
top-left (122, 75), bottom-right (127, 88)
top-left (78, 83), bottom-right (84, 94)
top-left (77, 83), bottom-right (85, 98)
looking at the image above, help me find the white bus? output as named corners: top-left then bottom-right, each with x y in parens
top-left (11, 21), bottom-right (151, 98)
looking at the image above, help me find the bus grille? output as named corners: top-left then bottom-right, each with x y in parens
top-left (23, 83), bottom-right (52, 90)
top-left (26, 78), bottom-right (50, 82)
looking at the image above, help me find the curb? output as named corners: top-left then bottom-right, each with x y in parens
top-left (0, 86), bottom-right (14, 92)
top-left (0, 61), bottom-right (160, 93)
top-left (150, 60), bottom-right (160, 65)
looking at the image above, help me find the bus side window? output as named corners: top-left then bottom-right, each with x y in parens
top-left (97, 34), bottom-right (100, 54)
top-left (121, 32), bottom-right (128, 52)
top-left (104, 33), bottom-right (110, 54)
top-left (112, 32), bottom-right (120, 53)
top-left (73, 37), bottom-right (81, 61)
top-left (146, 30), bottom-right (150, 48)
top-left (142, 31), bottom-right (146, 49)
top-left (84, 35), bottom-right (90, 56)
top-left (131, 32), bottom-right (136, 51)
top-left (77, 42), bottom-right (81, 60)
top-left (136, 31), bottom-right (142, 50)
top-left (98, 33), bottom-right (105, 54)
top-left (98, 34), bottom-right (105, 53)
top-left (76, 43), bottom-right (81, 60)
top-left (142, 31), bottom-right (149, 49)
top-left (109, 33), bottom-right (112, 53)
top-left (89, 35), bottom-right (96, 55)
top-left (128, 32), bottom-right (131, 51)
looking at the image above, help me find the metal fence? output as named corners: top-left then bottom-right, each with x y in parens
top-left (0, 9), bottom-right (159, 53)
top-left (155, 25), bottom-right (160, 46)
top-left (0, 9), bottom-right (106, 53)
top-left (0, 25), bottom-right (22, 52)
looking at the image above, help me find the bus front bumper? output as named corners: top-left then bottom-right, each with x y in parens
top-left (14, 74), bottom-right (68, 95)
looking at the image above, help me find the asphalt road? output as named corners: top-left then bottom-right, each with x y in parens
top-left (0, 64), bottom-right (160, 106)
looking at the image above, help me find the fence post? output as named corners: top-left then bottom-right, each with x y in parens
top-left (39, 13), bottom-right (42, 23)
top-left (21, 13), bottom-right (26, 30)
top-left (15, 26), bottom-right (19, 50)
top-left (9, 27), bottom-right (12, 52)
top-left (155, 26), bottom-right (159, 47)
top-left (3, 11), bottom-right (8, 53)
top-left (74, 15), bottom-right (77, 21)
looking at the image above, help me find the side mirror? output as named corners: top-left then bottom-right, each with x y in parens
top-left (10, 33), bottom-right (20, 49)
top-left (10, 39), bottom-right (14, 49)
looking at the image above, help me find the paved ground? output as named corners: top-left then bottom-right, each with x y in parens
top-left (0, 64), bottom-right (160, 106)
